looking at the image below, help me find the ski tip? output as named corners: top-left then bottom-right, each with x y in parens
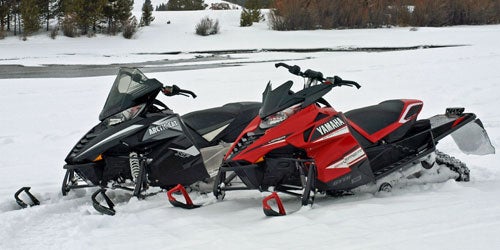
top-left (14, 187), bottom-right (40, 209)
top-left (167, 184), bottom-right (201, 209)
top-left (262, 192), bottom-right (286, 216)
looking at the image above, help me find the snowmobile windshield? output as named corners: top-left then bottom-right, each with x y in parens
top-left (259, 80), bottom-right (334, 119)
top-left (99, 68), bottom-right (163, 121)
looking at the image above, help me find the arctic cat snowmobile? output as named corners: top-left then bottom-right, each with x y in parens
top-left (15, 68), bottom-right (260, 215)
top-left (204, 63), bottom-right (494, 216)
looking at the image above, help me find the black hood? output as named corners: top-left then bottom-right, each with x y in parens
top-left (259, 81), bottom-right (334, 118)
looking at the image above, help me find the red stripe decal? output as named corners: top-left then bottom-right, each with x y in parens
top-left (452, 116), bottom-right (466, 128)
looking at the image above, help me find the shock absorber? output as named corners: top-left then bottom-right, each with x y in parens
top-left (129, 152), bottom-right (140, 182)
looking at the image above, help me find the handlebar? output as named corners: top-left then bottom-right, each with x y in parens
top-left (162, 85), bottom-right (197, 98)
top-left (275, 62), bottom-right (361, 89)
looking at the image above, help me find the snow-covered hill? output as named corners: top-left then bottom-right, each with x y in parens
top-left (1, 6), bottom-right (500, 250)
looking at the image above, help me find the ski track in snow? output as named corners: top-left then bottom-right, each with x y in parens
top-left (1, 7), bottom-right (500, 250)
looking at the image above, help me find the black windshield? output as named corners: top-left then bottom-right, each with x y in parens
top-left (259, 81), bottom-right (334, 118)
top-left (99, 68), bottom-right (162, 121)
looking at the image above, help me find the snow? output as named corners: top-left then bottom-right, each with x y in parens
top-left (1, 6), bottom-right (500, 250)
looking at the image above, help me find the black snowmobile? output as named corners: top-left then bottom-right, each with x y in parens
top-left (15, 68), bottom-right (260, 215)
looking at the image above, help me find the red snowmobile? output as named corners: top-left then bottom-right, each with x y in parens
top-left (169, 63), bottom-right (495, 216)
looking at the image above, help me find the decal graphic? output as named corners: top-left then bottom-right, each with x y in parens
top-left (202, 123), bottom-right (230, 142)
top-left (326, 147), bottom-right (366, 169)
top-left (316, 116), bottom-right (345, 136)
top-left (399, 102), bottom-right (423, 124)
top-left (77, 125), bottom-right (144, 157)
top-left (310, 116), bottom-right (346, 141)
top-left (169, 145), bottom-right (200, 156)
top-left (313, 126), bottom-right (349, 143)
top-left (264, 135), bottom-right (287, 146)
top-left (148, 118), bottom-right (180, 136)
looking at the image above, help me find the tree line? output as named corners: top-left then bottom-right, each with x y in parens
top-left (269, 0), bottom-right (500, 30)
top-left (0, 0), bottom-right (154, 39)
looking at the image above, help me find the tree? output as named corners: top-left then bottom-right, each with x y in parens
top-left (141, 0), bottom-right (154, 26)
top-left (59, 0), bottom-right (106, 35)
top-left (20, 0), bottom-right (40, 36)
top-left (37, 0), bottom-right (57, 31)
top-left (0, 0), bottom-right (13, 33)
top-left (167, 0), bottom-right (206, 11)
top-left (155, 3), bottom-right (167, 11)
top-left (240, 0), bottom-right (263, 26)
top-left (103, 0), bottom-right (133, 34)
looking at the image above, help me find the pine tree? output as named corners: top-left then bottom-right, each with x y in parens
top-left (0, 0), bottom-right (13, 33)
top-left (37, 0), bottom-right (57, 31)
top-left (240, 0), bottom-right (263, 26)
top-left (167, 0), bottom-right (205, 11)
top-left (103, 0), bottom-right (132, 34)
top-left (20, 0), bottom-right (40, 37)
top-left (141, 0), bottom-right (154, 26)
top-left (155, 3), bottom-right (167, 11)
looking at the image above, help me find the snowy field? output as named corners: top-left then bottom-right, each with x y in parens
top-left (1, 3), bottom-right (500, 250)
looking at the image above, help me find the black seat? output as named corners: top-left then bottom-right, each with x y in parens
top-left (182, 102), bottom-right (261, 144)
top-left (345, 100), bottom-right (404, 135)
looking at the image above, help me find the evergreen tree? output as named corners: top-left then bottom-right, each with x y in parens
top-left (0, 0), bottom-right (13, 32)
top-left (37, 0), bottom-right (56, 31)
top-left (155, 3), bottom-right (167, 11)
top-left (63, 0), bottom-right (106, 35)
top-left (115, 0), bottom-right (132, 23)
top-left (103, 0), bottom-right (132, 34)
top-left (141, 0), bottom-right (154, 26)
top-left (240, 0), bottom-right (263, 26)
top-left (167, 0), bottom-right (205, 11)
top-left (20, 0), bottom-right (40, 36)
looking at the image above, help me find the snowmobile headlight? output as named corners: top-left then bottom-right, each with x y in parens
top-left (260, 103), bottom-right (302, 129)
top-left (107, 103), bottom-right (146, 126)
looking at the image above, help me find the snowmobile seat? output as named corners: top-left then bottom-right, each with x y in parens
top-left (345, 99), bottom-right (423, 143)
top-left (182, 102), bottom-right (261, 144)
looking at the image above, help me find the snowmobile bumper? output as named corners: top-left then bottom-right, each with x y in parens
top-left (63, 162), bottom-right (102, 186)
top-left (216, 161), bottom-right (262, 191)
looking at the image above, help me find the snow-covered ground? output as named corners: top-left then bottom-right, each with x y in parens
top-left (1, 5), bottom-right (500, 250)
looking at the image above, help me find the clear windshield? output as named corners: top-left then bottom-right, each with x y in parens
top-left (99, 68), bottom-right (162, 121)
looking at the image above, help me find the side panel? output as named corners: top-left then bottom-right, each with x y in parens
top-left (304, 114), bottom-right (371, 184)
top-left (143, 114), bottom-right (209, 187)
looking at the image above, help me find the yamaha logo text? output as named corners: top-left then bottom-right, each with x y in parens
top-left (316, 116), bottom-right (345, 136)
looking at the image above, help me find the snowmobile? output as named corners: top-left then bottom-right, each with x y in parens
top-left (201, 63), bottom-right (494, 216)
top-left (14, 68), bottom-right (260, 215)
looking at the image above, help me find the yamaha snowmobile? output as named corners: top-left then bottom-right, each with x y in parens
top-left (15, 68), bottom-right (260, 215)
top-left (205, 63), bottom-right (495, 216)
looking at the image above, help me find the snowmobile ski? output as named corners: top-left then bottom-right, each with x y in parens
top-left (262, 192), bottom-right (286, 216)
top-left (14, 187), bottom-right (40, 208)
top-left (167, 184), bottom-right (202, 209)
top-left (91, 189), bottom-right (116, 216)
